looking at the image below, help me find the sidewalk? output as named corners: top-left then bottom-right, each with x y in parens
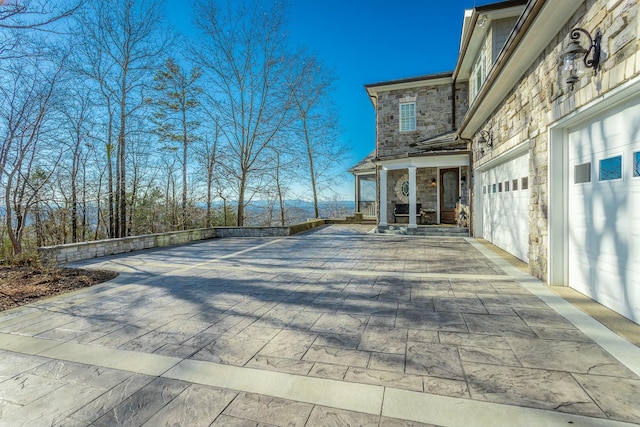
top-left (0, 224), bottom-right (638, 426)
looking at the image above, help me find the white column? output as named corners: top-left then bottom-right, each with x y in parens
top-left (408, 166), bottom-right (417, 228)
top-left (354, 175), bottom-right (360, 213)
top-left (379, 168), bottom-right (388, 226)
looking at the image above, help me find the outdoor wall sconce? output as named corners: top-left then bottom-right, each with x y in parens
top-left (478, 130), bottom-right (492, 148)
top-left (560, 28), bottom-right (602, 91)
top-left (431, 178), bottom-right (437, 187)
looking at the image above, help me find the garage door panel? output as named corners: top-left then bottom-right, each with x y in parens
top-left (567, 98), bottom-right (640, 323)
top-left (482, 153), bottom-right (529, 262)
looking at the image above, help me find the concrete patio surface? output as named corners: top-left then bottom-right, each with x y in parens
top-left (0, 224), bottom-right (639, 426)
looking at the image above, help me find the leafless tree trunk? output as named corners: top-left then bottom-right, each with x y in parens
top-left (61, 92), bottom-right (92, 243)
top-left (275, 152), bottom-right (286, 226)
top-left (194, 123), bottom-right (219, 228)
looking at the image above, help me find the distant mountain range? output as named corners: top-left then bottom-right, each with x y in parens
top-left (0, 199), bottom-right (356, 227)
top-left (238, 199), bottom-right (355, 225)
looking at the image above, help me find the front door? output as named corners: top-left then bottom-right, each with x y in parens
top-left (440, 168), bottom-right (459, 224)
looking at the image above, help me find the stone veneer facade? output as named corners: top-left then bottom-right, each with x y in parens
top-left (372, 78), bottom-right (469, 224)
top-left (470, 0), bottom-right (640, 281)
top-left (376, 82), bottom-right (468, 158)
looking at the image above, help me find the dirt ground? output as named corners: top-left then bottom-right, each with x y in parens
top-left (0, 266), bottom-right (117, 311)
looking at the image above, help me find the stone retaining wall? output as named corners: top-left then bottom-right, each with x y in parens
top-left (38, 219), bottom-right (327, 265)
top-left (213, 219), bottom-right (326, 238)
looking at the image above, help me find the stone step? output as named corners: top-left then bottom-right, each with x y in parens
top-left (375, 226), bottom-right (469, 237)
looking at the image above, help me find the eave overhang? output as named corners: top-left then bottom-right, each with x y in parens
top-left (373, 150), bottom-right (471, 170)
top-left (364, 73), bottom-right (454, 108)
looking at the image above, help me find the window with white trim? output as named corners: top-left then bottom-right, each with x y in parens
top-left (399, 102), bottom-right (416, 132)
top-left (470, 40), bottom-right (487, 100)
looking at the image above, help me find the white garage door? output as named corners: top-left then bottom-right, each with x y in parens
top-left (482, 153), bottom-right (529, 262)
top-left (568, 98), bottom-right (640, 323)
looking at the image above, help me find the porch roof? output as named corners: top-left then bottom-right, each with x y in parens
top-left (348, 151), bottom-right (376, 175)
top-left (409, 130), bottom-right (468, 151)
top-left (374, 150), bottom-right (471, 170)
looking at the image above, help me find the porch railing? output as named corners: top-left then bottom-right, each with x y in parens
top-left (358, 201), bottom-right (376, 217)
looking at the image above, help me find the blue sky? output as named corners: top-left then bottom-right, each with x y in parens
top-left (165, 0), bottom-right (497, 198)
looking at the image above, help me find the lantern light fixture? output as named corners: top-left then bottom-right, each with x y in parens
top-left (478, 130), bottom-right (493, 148)
top-left (560, 28), bottom-right (602, 91)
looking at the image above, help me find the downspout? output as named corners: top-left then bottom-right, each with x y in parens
top-left (451, 82), bottom-right (456, 131)
top-left (455, 132), bottom-right (474, 234)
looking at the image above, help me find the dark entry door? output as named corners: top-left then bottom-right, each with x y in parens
top-left (440, 168), bottom-right (459, 224)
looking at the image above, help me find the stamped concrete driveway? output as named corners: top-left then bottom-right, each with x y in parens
top-left (0, 224), bottom-right (639, 426)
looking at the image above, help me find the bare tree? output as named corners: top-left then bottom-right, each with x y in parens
top-left (287, 53), bottom-right (346, 218)
top-left (127, 124), bottom-right (158, 235)
top-left (72, 36), bottom-right (117, 237)
top-left (265, 143), bottom-right (298, 226)
top-left (193, 0), bottom-right (294, 226)
top-left (163, 148), bottom-right (180, 230)
top-left (0, 54), bottom-right (66, 255)
top-left (59, 89), bottom-right (93, 242)
top-left (193, 123), bottom-right (220, 228)
top-left (76, 0), bottom-right (170, 238)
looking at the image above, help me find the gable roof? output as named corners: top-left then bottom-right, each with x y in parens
top-left (364, 72), bottom-right (453, 108)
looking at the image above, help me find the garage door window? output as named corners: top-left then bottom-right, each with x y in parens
top-left (574, 162), bottom-right (591, 184)
top-left (521, 177), bottom-right (528, 190)
top-left (512, 179), bottom-right (518, 190)
top-left (599, 155), bottom-right (622, 181)
top-left (634, 151), bottom-right (640, 177)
